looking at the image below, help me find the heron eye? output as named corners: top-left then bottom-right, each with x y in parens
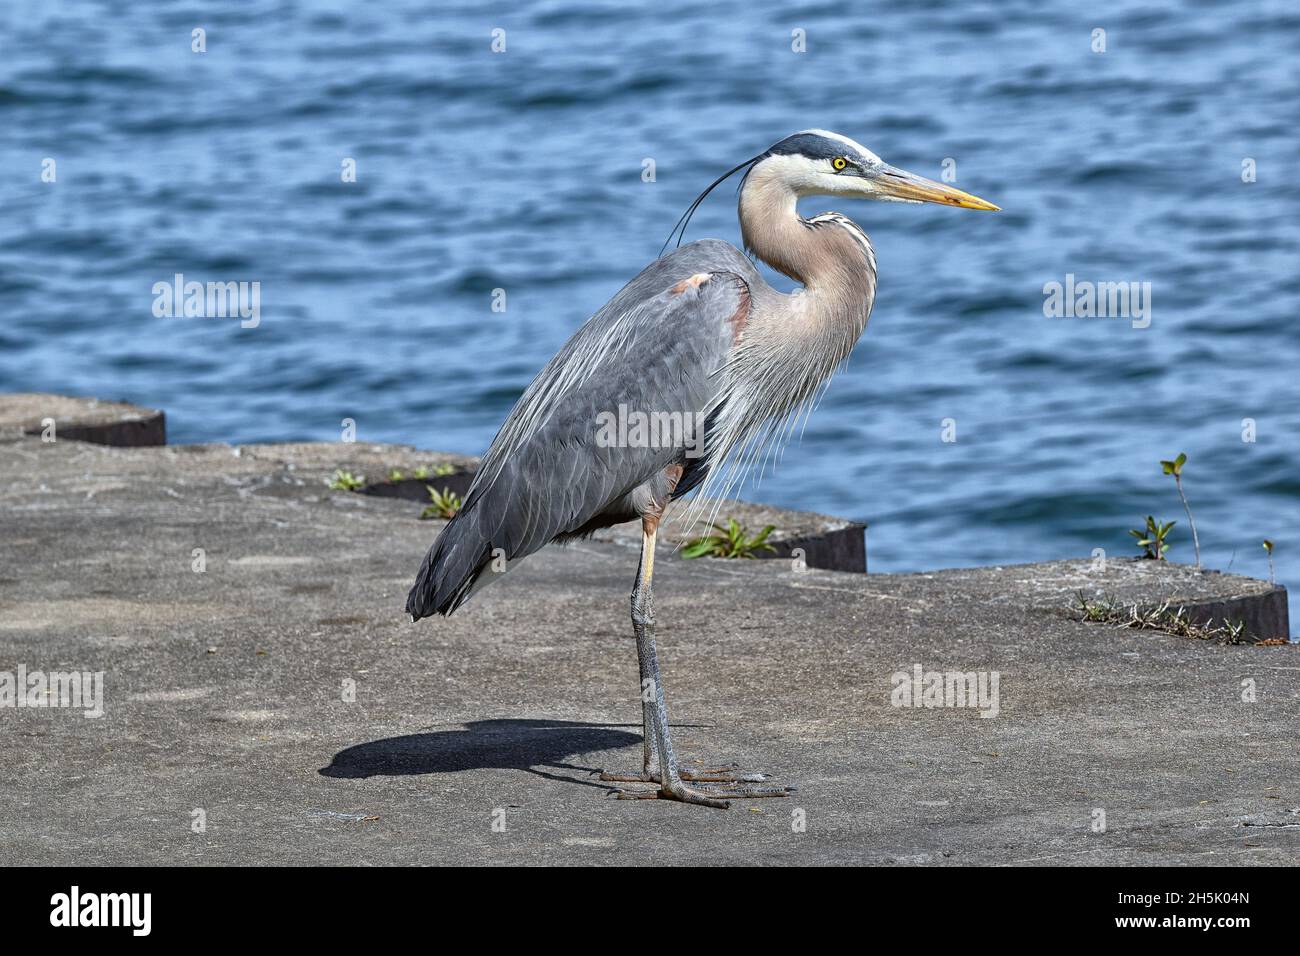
top-left (832, 157), bottom-right (848, 171)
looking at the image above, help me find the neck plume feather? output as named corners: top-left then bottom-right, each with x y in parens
top-left (677, 165), bottom-right (878, 530)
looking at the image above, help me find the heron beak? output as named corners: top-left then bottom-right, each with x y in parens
top-left (869, 164), bottom-right (1000, 211)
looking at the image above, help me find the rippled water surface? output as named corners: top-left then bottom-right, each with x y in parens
top-left (2, 1), bottom-right (1298, 621)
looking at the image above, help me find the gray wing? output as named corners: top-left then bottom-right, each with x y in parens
top-left (407, 240), bottom-right (755, 618)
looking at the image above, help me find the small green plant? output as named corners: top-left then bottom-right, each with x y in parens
top-left (410, 464), bottom-right (454, 480)
top-left (329, 469), bottom-right (365, 491)
top-left (1160, 452), bottom-right (1200, 567)
top-left (682, 518), bottom-right (777, 559)
top-left (1129, 515), bottom-right (1175, 560)
top-left (420, 485), bottom-right (463, 520)
top-left (1075, 592), bottom-right (1119, 624)
top-left (388, 468), bottom-right (405, 481)
top-left (1263, 539), bottom-right (1275, 585)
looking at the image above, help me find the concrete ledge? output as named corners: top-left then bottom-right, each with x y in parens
top-left (937, 557), bottom-right (1289, 643)
top-left (1168, 587), bottom-right (1290, 643)
top-left (0, 400), bottom-right (1295, 866)
top-left (361, 471), bottom-right (476, 502)
top-left (640, 500), bottom-right (866, 573)
top-left (0, 392), bottom-right (165, 447)
top-left (362, 471), bottom-right (867, 573)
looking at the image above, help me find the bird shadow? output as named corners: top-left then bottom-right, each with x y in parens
top-left (319, 718), bottom-right (642, 792)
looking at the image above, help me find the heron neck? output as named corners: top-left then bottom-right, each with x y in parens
top-left (737, 171), bottom-right (877, 334)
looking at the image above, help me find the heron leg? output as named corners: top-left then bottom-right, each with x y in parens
top-left (594, 527), bottom-right (657, 782)
top-left (635, 547), bottom-right (656, 777)
top-left (597, 531), bottom-right (760, 784)
top-left (600, 519), bottom-right (789, 806)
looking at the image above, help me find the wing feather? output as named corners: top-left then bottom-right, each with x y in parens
top-left (406, 241), bottom-right (754, 618)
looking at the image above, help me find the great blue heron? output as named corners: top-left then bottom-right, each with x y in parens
top-left (407, 130), bottom-right (998, 808)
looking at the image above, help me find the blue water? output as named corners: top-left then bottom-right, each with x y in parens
top-left (2, 1), bottom-right (1298, 621)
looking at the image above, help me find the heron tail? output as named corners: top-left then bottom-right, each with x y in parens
top-left (405, 508), bottom-right (495, 620)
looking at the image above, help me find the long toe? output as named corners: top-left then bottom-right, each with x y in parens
top-left (680, 766), bottom-right (772, 783)
top-left (693, 782), bottom-right (792, 798)
top-left (601, 761), bottom-right (771, 784)
top-left (662, 782), bottom-right (732, 809)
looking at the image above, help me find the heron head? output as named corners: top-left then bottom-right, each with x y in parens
top-left (662, 129), bottom-right (998, 253)
top-left (756, 129), bottom-right (999, 210)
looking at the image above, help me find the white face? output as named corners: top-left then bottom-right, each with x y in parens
top-left (758, 151), bottom-right (908, 201)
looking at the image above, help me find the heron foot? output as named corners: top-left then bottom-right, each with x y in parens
top-left (601, 761), bottom-right (791, 807)
top-left (599, 762), bottom-right (772, 784)
top-left (613, 777), bottom-right (791, 808)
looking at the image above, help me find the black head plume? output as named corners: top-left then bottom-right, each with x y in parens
top-left (660, 149), bottom-right (768, 256)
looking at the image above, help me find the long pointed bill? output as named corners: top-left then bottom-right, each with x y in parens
top-left (873, 164), bottom-right (1000, 210)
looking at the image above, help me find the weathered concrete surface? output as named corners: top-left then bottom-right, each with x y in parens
top-left (1, 436), bottom-right (1297, 866)
top-left (0, 392), bottom-right (165, 446)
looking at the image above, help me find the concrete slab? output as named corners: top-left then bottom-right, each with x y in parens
top-left (0, 392), bottom-right (165, 447)
top-left (1, 435), bottom-right (1296, 866)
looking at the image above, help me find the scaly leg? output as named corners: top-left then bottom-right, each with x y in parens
top-left (602, 547), bottom-right (656, 779)
top-left (601, 519), bottom-right (790, 807)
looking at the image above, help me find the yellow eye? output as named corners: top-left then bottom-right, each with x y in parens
top-left (832, 157), bottom-right (847, 171)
